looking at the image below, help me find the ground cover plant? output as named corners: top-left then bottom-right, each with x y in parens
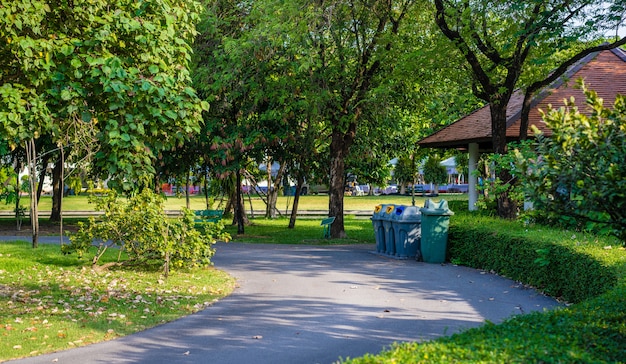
top-left (342, 205), bottom-right (626, 363)
top-left (0, 241), bottom-right (235, 361)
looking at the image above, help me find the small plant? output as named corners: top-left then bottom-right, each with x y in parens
top-left (63, 189), bottom-right (230, 275)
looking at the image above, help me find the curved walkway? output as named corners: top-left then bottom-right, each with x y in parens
top-left (7, 241), bottom-right (562, 364)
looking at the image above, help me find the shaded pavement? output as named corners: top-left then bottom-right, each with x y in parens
top-left (4, 240), bottom-right (562, 364)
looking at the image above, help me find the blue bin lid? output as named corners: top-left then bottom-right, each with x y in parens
top-left (394, 205), bottom-right (421, 221)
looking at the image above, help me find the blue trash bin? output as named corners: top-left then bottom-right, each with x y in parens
top-left (382, 204), bottom-right (396, 256)
top-left (371, 205), bottom-right (387, 253)
top-left (393, 205), bottom-right (422, 259)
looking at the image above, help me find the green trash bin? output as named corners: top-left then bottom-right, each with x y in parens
top-left (419, 199), bottom-right (454, 263)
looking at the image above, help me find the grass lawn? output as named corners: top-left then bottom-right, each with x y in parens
top-left (225, 217), bottom-right (376, 245)
top-left (0, 193), bottom-right (468, 214)
top-left (0, 241), bottom-right (235, 361)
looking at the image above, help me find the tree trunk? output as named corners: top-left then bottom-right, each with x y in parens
top-left (203, 169), bottom-right (211, 210)
top-left (50, 157), bottom-right (63, 222)
top-left (328, 123), bottom-right (356, 239)
top-left (265, 161), bottom-right (286, 218)
top-left (490, 101), bottom-right (518, 219)
top-left (36, 154), bottom-right (49, 204)
top-left (25, 139), bottom-right (39, 248)
top-left (236, 169), bottom-right (244, 234)
top-left (185, 171), bottom-right (191, 209)
top-left (288, 174), bottom-right (305, 229)
top-left (14, 164), bottom-right (22, 231)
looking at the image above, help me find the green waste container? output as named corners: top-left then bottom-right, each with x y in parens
top-left (419, 199), bottom-right (454, 263)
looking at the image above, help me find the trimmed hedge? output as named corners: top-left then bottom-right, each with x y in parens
top-left (448, 213), bottom-right (618, 303)
top-left (343, 208), bottom-right (626, 363)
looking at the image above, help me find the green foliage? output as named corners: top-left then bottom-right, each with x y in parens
top-left (1, 0), bottom-right (207, 190)
top-left (422, 154), bottom-right (448, 186)
top-left (448, 213), bottom-right (618, 303)
top-left (474, 141), bottom-right (533, 213)
top-left (63, 189), bottom-right (229, 272)
top-left (393, 156), bottom-right (416, 187)
top-left (517, 85), bottom-right (626, 244)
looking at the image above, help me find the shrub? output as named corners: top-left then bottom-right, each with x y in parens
top-left (516, 84), bottom-right (626, 244)
top-left (62, 189), bottom-right (230, 274)
top-left (448, 213), bottom-right (618, 303)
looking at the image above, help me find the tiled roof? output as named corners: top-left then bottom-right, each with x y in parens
top-left (419, 48), bottom-right (626, 150)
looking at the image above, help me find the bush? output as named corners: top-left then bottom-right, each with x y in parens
top-left (448, 213), bottom-right (618, 303)
top-left (516, 85), bottom-right (626, 243)
top-left (62, 189), bottom-right (230, 274)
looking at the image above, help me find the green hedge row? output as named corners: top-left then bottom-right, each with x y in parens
top-left (448, 213), bottom-right (618, 303)
top-left (343, 208), bottom-right (626, 363)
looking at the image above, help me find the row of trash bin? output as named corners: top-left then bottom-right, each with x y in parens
top-left (371, 199), bottom-right (453, 263)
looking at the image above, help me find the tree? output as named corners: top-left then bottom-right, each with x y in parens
top-left (517, 85), bottom-right (626, 244)
top-left (423, 154), bottom-right (447, 196)
top-left (433, 0), bottom-right (626, 218)
top-left (251, 0), bottom-right (434, 238)
top-left (1, 0), bottom-right (207, 245)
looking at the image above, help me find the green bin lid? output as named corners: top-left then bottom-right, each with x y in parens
top-left (419, 199), bottom-right (454, 216)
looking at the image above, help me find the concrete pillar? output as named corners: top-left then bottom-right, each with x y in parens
top-left (468, 143), bottom-right (479, 211)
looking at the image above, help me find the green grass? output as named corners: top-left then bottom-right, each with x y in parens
top-left (225, 217), bottom-right (376, 245)
top-left (0, 193), bottom-right (468, 213)
top-left (0, 241), bottom-right (235, 361)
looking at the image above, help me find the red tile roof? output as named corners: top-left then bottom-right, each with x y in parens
top-left (418, 48), bottom-right (626, 150)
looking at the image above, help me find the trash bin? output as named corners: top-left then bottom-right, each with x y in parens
top-left (371, 205), bottom-right (387, 253)
top-left (419, 199), bottom-right (454, 263)
top-left (393, 205), bottom-right (421, 259)
top-left (382, 204), bottom-right (396, 256)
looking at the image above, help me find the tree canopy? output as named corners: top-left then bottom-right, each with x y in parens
top-left (0, 0), bottom-right (207, 190)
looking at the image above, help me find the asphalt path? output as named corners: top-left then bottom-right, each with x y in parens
top-left (4, 240), bottom-right (563, 364)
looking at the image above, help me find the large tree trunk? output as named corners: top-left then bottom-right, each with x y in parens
top-left (328, 122), bottom-right (356, 239)
top-left (50, 157), bottom-right (63, 222)
top-left (25, 139), bottom-right (39, 248)
top-left (490, 101), bottom-right (518, 219)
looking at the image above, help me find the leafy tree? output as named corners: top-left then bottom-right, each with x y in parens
top-left (423, 154), bottom-right (447, 195)
top-left (433, 0), bottom-right (626, 218)
top-left (248, 0), bottom-right (436, 238)
top-left (1, 0), bottom-right (207, 245)
top-left (1, 0), bottom-right (207, 188)
top-left (516, 85), bottom-right (626, 244)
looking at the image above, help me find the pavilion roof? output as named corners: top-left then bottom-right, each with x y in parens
top-left (418, 47), bottom-right (626, 151)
